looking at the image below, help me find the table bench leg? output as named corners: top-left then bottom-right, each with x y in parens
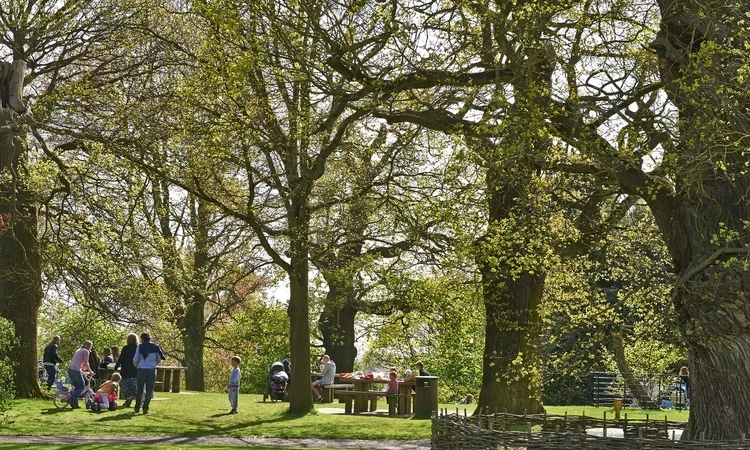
top-left (388, 397), bottom-right (397, 416)
top-left (369, 395), bottom-right (377, 412)
top-left (171, 369), bottom-right (181, 393)
top-left (355, 394), bottom-right (366, 413)
top-left (344, 396), bottom-right (353, 414)
top-left (163, 369), bottom-right (173, 393)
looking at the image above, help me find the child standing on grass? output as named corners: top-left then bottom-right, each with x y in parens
top-left (227, 356), bottom-right (241, 414)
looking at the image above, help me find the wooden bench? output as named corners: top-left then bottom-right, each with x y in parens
top-left (338, 391), bottom-right (407, 416)
top-left (321, 383), bottom-right (355, 403)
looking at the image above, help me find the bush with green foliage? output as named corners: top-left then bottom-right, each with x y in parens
top-left (38, 299), bottom-right (127, 365)
top-left (362, 275), bottom-right (484, 403)
top-left (209, 300), bottom-right (289, 394)
top-left (0, 317), bottom-right (16, 419)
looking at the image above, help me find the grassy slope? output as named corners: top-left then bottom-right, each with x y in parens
top-left (0, 392), bottom-right (688, 440)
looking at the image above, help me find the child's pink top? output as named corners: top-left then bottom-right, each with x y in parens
top-left (387, 379), bottom-right (398, 393)
top-left (69, 348), bottom-right (89, 371)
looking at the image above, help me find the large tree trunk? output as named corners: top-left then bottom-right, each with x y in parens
top-left (181, 299), bottom-right (205, 391)
top-left (287, 201), bottom-right (313, 414)
top-left (478, 269), bottom-right (546, 414)
top-left (475, 165), bottom-right (546, 415)
top-left (649, 1), bottom-right (750, 440)
top-left (181, 197), bottom-right (209, 391)
top-left (0, 63), bottom-right (44, 398)
top-left (318, 285), bottom-right (357, 373)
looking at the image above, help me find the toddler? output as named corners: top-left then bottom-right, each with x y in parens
top-left (97, 372), bottom-right (121, 410)
top-left (227, 356), bottom-right (241, 414)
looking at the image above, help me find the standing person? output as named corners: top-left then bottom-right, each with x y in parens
top-left (42, 336), bottom-right (63, 389)
top-left (282, 353), bottom-right (291, 381)
top-left (679, 366), bottom-right (690, 400)
top-left (88, 347), bottom-right (101, 375)
top-left (133, 332), bottom-right (165, 414)
top-left (114, 334), bottom-right (138, 407)
top-left (111, 346), bottom-right (120, 363)
top-left (311, 355), bottom-right (336, 403)
top-left (227, 356), bottom-right (241, 414)
top-left (415, 361), bottom-right (431, 377)
top-left (67, 341), bottom-right (93, 409)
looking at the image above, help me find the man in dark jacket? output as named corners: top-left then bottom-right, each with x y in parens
top-left (42, 336), bottom-right (63, 389)
top-left (415, 361), bottom-right (431, 377)
top-left (282, 353), bottom-right (291, 381)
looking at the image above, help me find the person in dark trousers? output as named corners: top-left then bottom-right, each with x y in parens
top-left (680, 366), bottom-right (691, 400)
top-left (133, 332), bottom-right (165, 414)
top-left (282, 353), bottom-right (291, 382)
top-left (415, 361), bottom-right (431, 376)
top-left (114, 333), bottom-right (138, 407)
top-left (42, 336), bottom-right (63, 389)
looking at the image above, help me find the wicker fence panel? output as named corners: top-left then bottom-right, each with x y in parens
top-left (432, 411), bottom-right (750, 450)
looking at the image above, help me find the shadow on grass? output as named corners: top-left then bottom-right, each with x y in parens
top-left (40, 408), bottom-right (72, 415)
top-left (93, 412), bottom-right (135, 422)
top-left (173, 409), bottom-right (314, 437)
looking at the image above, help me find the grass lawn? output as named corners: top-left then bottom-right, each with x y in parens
top-left (0, 392), bottom-right (687, 441)
top-left (0, 392), bottom-right (434, 440)
top-left (545, 405), bottom-right (689, 422)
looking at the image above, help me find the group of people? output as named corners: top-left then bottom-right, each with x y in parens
top-left (42, 332), bottom-right (165, 414)
top-left (310, 357), bottom-right (432, 403)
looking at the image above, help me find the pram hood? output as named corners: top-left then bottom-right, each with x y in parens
top-left (269, 361), bottom-right (285, 374)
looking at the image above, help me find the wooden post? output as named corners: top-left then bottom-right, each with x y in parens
top-left (603, 411), bottom-right (607, 438)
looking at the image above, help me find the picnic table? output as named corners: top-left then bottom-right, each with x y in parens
top-left (96, 365), bottom-right (186, 394)
top-left (343, 378), bottom-right (415, 415)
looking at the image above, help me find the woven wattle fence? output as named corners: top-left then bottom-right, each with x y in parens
top-left (431, 410), bottom-right (750, 449)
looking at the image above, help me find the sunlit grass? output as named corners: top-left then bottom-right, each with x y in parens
top-left (0, 391), bottom-right (687, 442)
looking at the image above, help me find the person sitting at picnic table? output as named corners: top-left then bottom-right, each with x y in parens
top-left (459, 394), bottom-right (474, 404)
top-left (100, 347), bottom-right (114, 368)
top-left (415, 361), bottom-right (430, 376)
top-left (311, 355), bottom-right (335, 403)
top-left (385, 371), bottom-right (398, 394)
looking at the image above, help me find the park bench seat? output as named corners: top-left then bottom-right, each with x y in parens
top-left (321, 383), bottom-right (355, 403)
top-left (338, 390), bottom-right (407, 416)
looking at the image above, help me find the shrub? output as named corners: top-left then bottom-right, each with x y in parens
top-left (0, 317), bottom-right (16, 419)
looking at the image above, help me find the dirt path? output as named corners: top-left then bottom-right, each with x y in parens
top-left (0, 434), bottom-right (431, 449)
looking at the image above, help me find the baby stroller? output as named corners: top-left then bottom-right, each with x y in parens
top-left (263, 361), bottom-right (289, 402)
